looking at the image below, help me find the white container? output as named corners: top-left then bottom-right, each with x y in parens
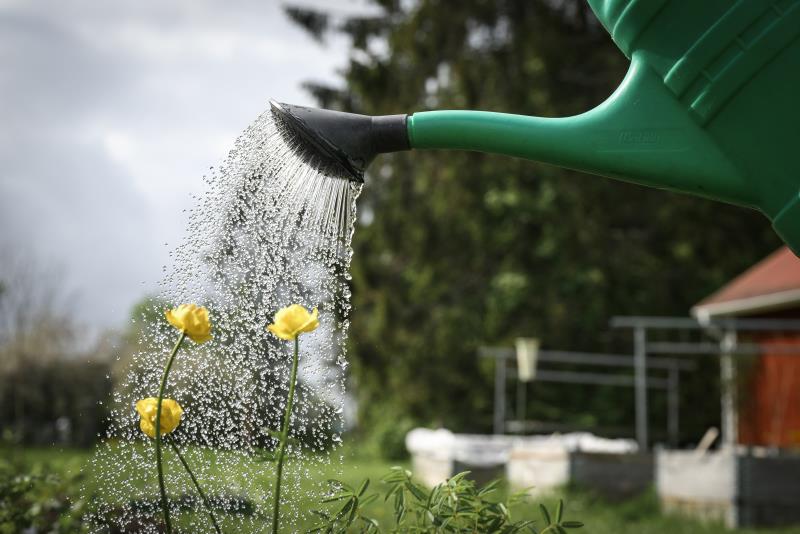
top-left (406, 428), bottom-right (514, 487)
top-left (656, 447), bottom-right (800, 528)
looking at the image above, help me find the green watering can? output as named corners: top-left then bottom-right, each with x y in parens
top-left (272, 0), bottom-right (800, 253)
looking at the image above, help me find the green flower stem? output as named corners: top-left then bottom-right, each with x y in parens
top-left (168, 436), bottom-right (223, 534)
top-left (156, 330), bottom-right (186, 534)
top-left (272, 336), bottom-right (300, 534)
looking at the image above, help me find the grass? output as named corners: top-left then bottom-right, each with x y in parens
top-left (4, 444), bottom-right (800, 533)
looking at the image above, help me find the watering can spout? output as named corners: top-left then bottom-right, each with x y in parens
top-left (407, 57), bottom-right (749, 208)
top-left (270, 100), bottom-right (409, 182)
top-left (274, 0), bottom-right (800, 254)
top-left (273, 60), bottom-right (748, 205)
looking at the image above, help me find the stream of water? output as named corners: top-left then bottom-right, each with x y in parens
top-left (86, 106), bottom-right (362, 532)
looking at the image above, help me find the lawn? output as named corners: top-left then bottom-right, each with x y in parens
top-left (3, 444), bottom-right (800, 533)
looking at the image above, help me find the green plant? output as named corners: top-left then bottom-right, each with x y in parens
top-left (266, 304), bottom-right (321, 534)
top-left (360, 407), bottom-right (416, 461)
top-left (0, 458), bottom-right (87, 533)
top-left (137, 303), bottom-right (219, 534)
top-left (310, 467), bottom-right (583, 533)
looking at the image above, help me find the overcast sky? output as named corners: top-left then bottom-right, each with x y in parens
top-left (0, 0), bottom-right (371, 331)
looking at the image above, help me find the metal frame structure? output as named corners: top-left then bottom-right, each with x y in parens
top-left (610, 316), bottom-right (800, 450)
top-left (479, 347), bottom-right (694, 446)
top-left (481, 316), bottom-right (800, 451)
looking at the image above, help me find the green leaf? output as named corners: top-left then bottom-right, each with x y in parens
top-left (513, 519), bottom-right (537, 532)
top-left (326, 479), bottom-right (353, 493)
top-left (362, 516), bottom-right (380, 530)
top-left (310, 509), bottom-right (330, 520)
top-left (405, 481), bottom-right (428, 502)
top-left (539, 504), bottom-right (551, 525)
top-left (382, 468), bottom-right (407, 483)
top-left (360, 493), bottom-right (378, 506)
top-left (357, 478), bottom-right (370, 496)
top-left (307, 509), bottom-right (332, 534)
top-left (498, 501), bottom-right (509, 519)
top-left (426, 486), bottom-right (436, 509)
top-left (393, 490), bottom-right (406, 523)
top-left (334, 498), bottom-right (354, 520)
top-left (448, 471), bottom-right (470, 486)
top-left (347, 498), bottom-right (358, 526)
top-left (555, 499), bottom-right (564, 523)
top-left (486, 518), bottom-right (503, 531)
top-left (478, 479), bottom-right (500, 496)
top-left (561, 521), bottom-right (584, 529)
top-left (321, 494), bottom-right (348, 504)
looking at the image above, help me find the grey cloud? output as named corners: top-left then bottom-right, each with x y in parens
top-left (0, 0), bottom-right (363, 330)
top-left (0, 12), bottom-right (133, 126)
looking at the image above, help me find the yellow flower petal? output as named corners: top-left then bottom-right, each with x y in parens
top-left (267, 305), bottom-right (320, 340)
top-left (165, 304), bottom-right (212, 344)
top-left (297, 307), bottom-right (319, 334)
top-left (140, 418), bottom-right (156, 439)
top-left (136, 397), bottom-right (157, 419)
top-left (135, 397), bottom-right (184, 439)
top-left (267, 323), bottom-right (293, 341)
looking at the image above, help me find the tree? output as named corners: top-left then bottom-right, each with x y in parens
top-left (0, 247), bottom-right (111, 445)
top-left (0, 249), bottom-right (77, 364)
top-left (288, 0), bottom-right (781, 439)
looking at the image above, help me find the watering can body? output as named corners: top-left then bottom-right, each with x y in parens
top-left (406, 0), bottom-right (800, 253)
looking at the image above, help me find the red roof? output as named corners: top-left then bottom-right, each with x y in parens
top-left (693, 247), bottom-right (800, 317)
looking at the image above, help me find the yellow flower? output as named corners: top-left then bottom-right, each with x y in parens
top-left (135, 397), bottom-right (183, 439)
top-left (165, 303), bottom-right (212, 344)
top-left (267, 304), bottom-right (319, 341)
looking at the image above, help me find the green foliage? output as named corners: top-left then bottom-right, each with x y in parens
top-left (288, 0), bottom-right (783, 438)
top-left (311, 467), bottom-right (581, 533)
top-left (0, 359), bottom-right (111, 447)
top-left (8, 446), bottom-right (800, 533)
top-left (0, 455), bottom-right (87, 533)
top-left (359, 406), bottom-right (416, 461)
top-left (310, 477), bottom-right (380, 533)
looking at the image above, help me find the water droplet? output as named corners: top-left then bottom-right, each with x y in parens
top-left (87, 107), bottom-right (359, 530)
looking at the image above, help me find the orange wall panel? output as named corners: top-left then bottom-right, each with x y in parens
top-left (738, 335), bottom-right (800, 448)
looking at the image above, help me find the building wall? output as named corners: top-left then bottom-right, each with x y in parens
top-left (739, 334), bottom-right (800, 447)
